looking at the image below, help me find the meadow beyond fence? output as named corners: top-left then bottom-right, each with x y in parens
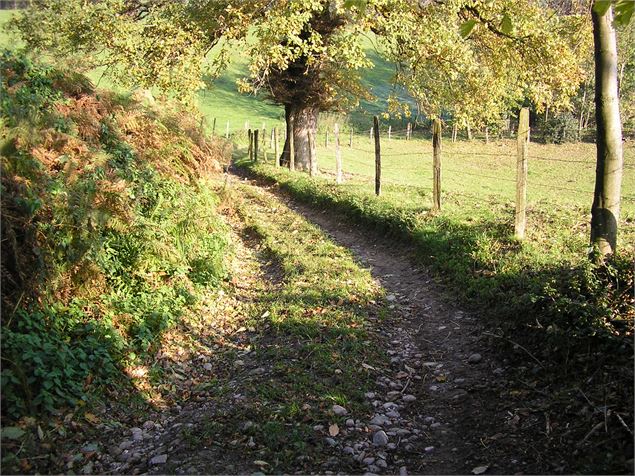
top-left (233, 118), bottom-right (635, 255)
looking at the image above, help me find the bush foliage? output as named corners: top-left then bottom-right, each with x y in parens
top-left (1, 51), bottom-right (231, 418)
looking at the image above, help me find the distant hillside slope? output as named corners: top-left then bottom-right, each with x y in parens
top-left (0, 10), bottom-right (412, 134)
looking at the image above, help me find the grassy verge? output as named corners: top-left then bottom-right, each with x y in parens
top-left (1, 50), bottom-right (231, 420)
top-left (236, 157), bottom-right (633, 358)
top-left (201, 182), bottom-right (386, 472)
top-left (237, 156), bottom-right (635, 473)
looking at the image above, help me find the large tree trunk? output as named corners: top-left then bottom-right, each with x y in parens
top-left (280, 104), bottom-right (319, 173)
top-left (590, 3), bottom-right (623, 258)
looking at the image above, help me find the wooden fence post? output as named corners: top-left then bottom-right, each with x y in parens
top-left (432, 118), bottom-right (442, 211)
top-left (254, 129), bottom-right (259, 162)
top-left (225, 121), bottom-right (230, 139)
top-left (262, 126), bottom-right (266, 151)
top-left (270, 128), bottom-right (275, 149)
top-left (248, 129), bottom-right (253, 160)
top-left (212, 117), bottom-right (217, 135)
top-left (406, 122), bottom-right (411, 140)
top-left (370, 126), bottom-right (373, 141)
top-left (388, 125), bottom-right (392, 141)
top-left (274, 127), bottom-right (280, 167)
top-left (374, 116), bottom-right (381, 196)
top-left (245, 121), bottom-right (249, 131)
top-left (289, 115), bottom-right (295, 171)
top-left (484, 126), bottom-right (489, 144)
top-left (349, 129), bottom-right (353, 148)
top-left (452, 123), bottom-right (457, 143)
top-left (308, 131), bottom-right (315, 177)
top-left (335, 123), bottom-right (342, 184)
top-left (515, 107), bottom-right (529, 239)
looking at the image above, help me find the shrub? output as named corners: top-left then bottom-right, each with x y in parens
top-left (1, 51), bottom-right (230, 418)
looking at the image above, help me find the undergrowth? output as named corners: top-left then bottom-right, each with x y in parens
top-left (238, 160), bottom-right (633, 352)
top-left (238, 158), bottom-right (635, 473)
top-left (0, 50), bottom-right (231, 418)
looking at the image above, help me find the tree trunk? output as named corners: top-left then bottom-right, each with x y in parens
top-left (280, 104), bottom-right (319, 173)
top-left (590, 2), bottom-right (623, 258)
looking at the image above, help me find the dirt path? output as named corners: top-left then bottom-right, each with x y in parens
top-left (90, 175), bottom-right (552, 475)
top-left (273, 189), bottom-right (537, 475)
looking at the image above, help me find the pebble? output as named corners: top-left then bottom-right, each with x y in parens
top-left (313, 425), bottom-right (325, 431)
top-left (430, 422), bottom-right (442, 429)
top-left (143, 421), bottom-right (155, 430)
top-left (455, 378), bottom-right (466, 384)
top-left (332, 404), bottom-right (348, 416)
top-left (468, 353), bottom-right (482, 364)
top-left (343, 446), bottom-right (355, 455)
top-left (346, 419), bottom-right (355, 427)
top-left (325, 437), bottom-right (337, 446)
top-left (367, 464), bottom-right (380, 473)
top-left (119, 441), bottom-right (133, 451)
top-left (373, 430), bottom-right (389, 446)
top-left (376, 459), bottom-right (388, 469)
top-left (203, 363), bottom-right (213, 371)
top-left (149, 454), bottom-right (168, 465)
top-left (370, 415), bottom-right (390, 426)
top-left (241, 421), bottom-right (254, 432)
top-left (424, 446), bottom-right (435, 452)
top-left (400, 466), bottom-right (408, 476)
top-left (402, 394), bottom-right (416, 403)
top-left (365, 392), bottom-right (376, 399)
top-left (423, 416), bottom-right (435, 425)
top-left (386, 294), bottom-right (396, 302)
top-left (386, 411), bottom-right (400, 418)
top-left (363, 457), bottom-right (376, 465)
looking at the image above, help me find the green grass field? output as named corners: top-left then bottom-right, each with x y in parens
top-left (242, 134), bottom-right (635, 267)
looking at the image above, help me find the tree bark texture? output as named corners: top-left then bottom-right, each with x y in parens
top-left (280, 104), bottom-right (319, 173)
top-left (590, 3), bottom-right (623, 257)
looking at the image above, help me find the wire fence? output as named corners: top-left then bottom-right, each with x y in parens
top-left (218, 116), bottom-right (635, 211)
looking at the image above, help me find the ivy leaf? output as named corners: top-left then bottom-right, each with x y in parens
top-left (500, 14), bottom-right (513, 35)
top-left (593, 0), bottom-right (612, 16)
top-left (1, 427), bottom-right (26, 440)
top-left (614, 0), bottom-right (634, 26)
top-left (460, 19), bottom-right (478, 38)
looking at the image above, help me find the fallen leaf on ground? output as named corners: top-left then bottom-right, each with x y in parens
top-left (84, 413), bottom-right (100, 424)
top-left (472, 465), bottom-right (489, 474)
top-left (329, 424), bottom-right (340, 436)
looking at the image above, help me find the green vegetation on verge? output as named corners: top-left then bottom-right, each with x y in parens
top-left (237, 155), bottom-right (634, 357)
top-left (1, 51), bottom-right (231, 418)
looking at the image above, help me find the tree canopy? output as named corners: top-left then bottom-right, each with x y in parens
top-left (11, 0), bottom-right (593, 167)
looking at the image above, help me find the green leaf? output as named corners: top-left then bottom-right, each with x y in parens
top-left (614, 0), bottom-right (634, 26)
top-left (343, 0), bottom-right (366, 9)
top-left (460, 19), bottom-right (478, 38)
top-left (500, 13), bottom-right (513, 35)
top-left (593, 0), bottom-right (612, 16)
top-left (1, 427), bottom-right (26, 440)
